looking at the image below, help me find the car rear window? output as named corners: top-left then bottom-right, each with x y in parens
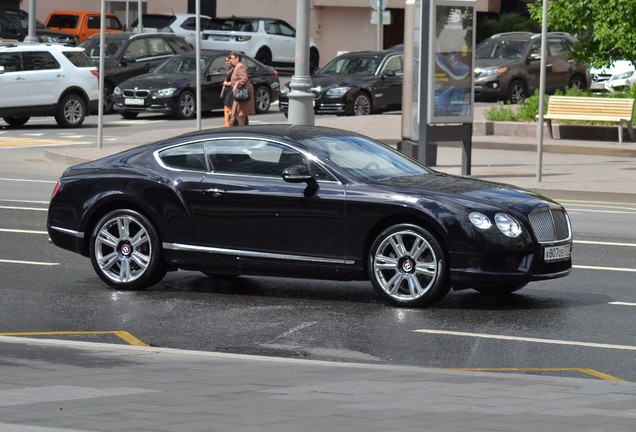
top-left (208, 18), bottom-right (257, 32)
top-left (63, 50), bottom-right (94, 67)
top-left (131, 15), bottom-right (177, 29)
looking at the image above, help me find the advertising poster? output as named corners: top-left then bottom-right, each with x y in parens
top-left (429, 1), bottom-right (474, 123)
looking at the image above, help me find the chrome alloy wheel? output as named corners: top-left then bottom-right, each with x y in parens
top-left (372, 229), bottom-right (439, 302)
top-left (93, 213), bottom-right (153, 284)
top-left (352, 93), bottom-right (371, 115)
top-left (63, 98), bottom-right (84, 125)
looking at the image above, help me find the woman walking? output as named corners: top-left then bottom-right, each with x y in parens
top-left (222, 55), bottom-right (234, 127)
top-left (229, 51), bottom-right (255, 126)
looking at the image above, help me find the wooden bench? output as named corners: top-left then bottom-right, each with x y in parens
top-left (540, 96), bottom-right (635, 144)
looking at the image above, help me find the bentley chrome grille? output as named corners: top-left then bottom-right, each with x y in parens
top-left (528, 209), bottom-right (571, 243)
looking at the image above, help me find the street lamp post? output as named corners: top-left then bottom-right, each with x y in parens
top-left (287, 0), bottom-right (315, 126)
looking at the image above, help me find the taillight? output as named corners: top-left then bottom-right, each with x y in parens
top-left (274, 69), bottom-right (279, 78)
top-left (91, 69), bottom-right (99, 79)
top-left (51, 180), bottom-right (61, 199)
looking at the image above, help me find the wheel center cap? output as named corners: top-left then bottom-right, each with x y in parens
top-left (401, 258), bottom-right (415, 273)
top-left (120, 243), bottom-right (132, 257)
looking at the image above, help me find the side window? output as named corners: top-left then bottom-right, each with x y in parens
top-left (159, 142), bottom-right (208, 172)
top-left (169, 37), bottom-right (193, 53)
top-left (126, 39), bottom-right (149, 58)
top-left (264, 20), bottom-right (278, 35)
top-left (206, 140), bottom-right (305, 178)
top-left (63, 51), bottom-right (94, 68)
top-left (149, 38), bottom-right (174, 56)
top-left (382, 55), bottom-right (402, 75)
top-left (23, 52), bottom-right (60, 71)
top-left (105, 16), bottom-right (124, 31)
top-left (278, 22), bottom-right (296, 37)
top-left (87, 15), bottom-right (101, 29)
top-left (181, 18), bottom-right (196, 31)
top-left (0, 52), bottom-right (23, 72)
top-left (547, 39), bottom-right (568, 57)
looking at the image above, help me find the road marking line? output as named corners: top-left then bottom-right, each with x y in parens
top-left (0, 228), bottom-right (47, 235)
top-left (567, 209), bottom-right (636, 215)
top-left (0, 331), bottom-right (149, 347)
top-left (575, 240), bottom-right (636, 248)
top-left (574, 264), bottom-right (636, 273)
top-left (610, 301), bottom-right (636, 307)
top-left (413, 329), bottom-right (636, 352)
top-left (0, 177), bottom-right (57, 184)
top-left (0, 259), bottom-right (58, 266)
top-left (0, 199), bottom-right (50, 204)
top-left (445, 367), bottom-right (624, 382)
top-left (0, 205), bottom-right (47, 211)
top-left (560, 199), bottom-right (636, 206)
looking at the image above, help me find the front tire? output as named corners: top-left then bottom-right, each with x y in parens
top-left (174, 91), bottom-right (196, 120)
top-left (368, 224), bottom-right (450, 307)
top-left (349, 92), bottom-right (372, 116)
top-left (254, 85), bottom-right (272, 113)
top-left (506, 79), bottom-right (527, 104)
top-left (55, 93), bottom-right (86, 128)
top-left (89, 209), bottom-right (166, 290)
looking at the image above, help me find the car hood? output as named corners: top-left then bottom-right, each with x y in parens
top-left (117, 73), bottom-right (193, 89)
top-left (474, 58), bottom-right (518, 70)
top-left (375, 173), bottom-right (549, 209)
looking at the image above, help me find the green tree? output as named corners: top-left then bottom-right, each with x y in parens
top-left (527, 0), bottom-right (636, 67)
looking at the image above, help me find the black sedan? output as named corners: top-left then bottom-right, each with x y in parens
top-left (47, 125), bottom-right (572, 307)
top-left (279, 50), bottom-right (403, 116)
top-left (111, 51), bottom-right (280, 119)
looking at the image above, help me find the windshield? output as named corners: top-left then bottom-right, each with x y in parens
top-left (301, 135), bottom-right (431, 182)
top-left (208, 18), bottom-right (258, 32)
top-left (154, 56), bottom-right (207, 75)
top-left (475, 39), bottom-right (527, 59)
top-left (318, 55), bottom-right (382, 75)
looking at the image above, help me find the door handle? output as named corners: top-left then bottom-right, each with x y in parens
top-left (204, 188), bottom-right (226, 197)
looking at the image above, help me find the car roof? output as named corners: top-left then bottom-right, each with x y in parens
top-left (48, 10), bottom-right (118, 15)
top-left (84, 31), bottom-right (184, 41)
top-left (171, 124), bottom-right (359, 143)
top-left (0, 42), bottom-right (83, 52)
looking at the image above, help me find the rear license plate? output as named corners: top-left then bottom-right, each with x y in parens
top-left (125, 98), bottom-right (145, 106)
top-left (544, 244), bottom-right (571, 262)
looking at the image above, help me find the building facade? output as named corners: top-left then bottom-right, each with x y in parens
top-left (18, 0), bottom-right (513, 67)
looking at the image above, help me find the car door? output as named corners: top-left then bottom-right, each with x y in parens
top-left (374, 54), bottom-right (403, 110)
top-left (546, 38), bottom-right (574, 91)
top-left (201, 55), bottom-right (226, 111)
top-left (21, 51), bottom-right (66, 106)
top-left (263, 19), bottom-right (295, 64)
top-left (0, 51), bottom-right (28, 108)
top-left (190, 138), bottom-right (347, 260)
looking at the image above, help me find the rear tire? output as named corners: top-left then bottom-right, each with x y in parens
top-left (89, 209), bottom-right (166, 290)
top-left (2, 116), bottom-right (30, 127)
top-left (55, 93), bottom-right (86, 128)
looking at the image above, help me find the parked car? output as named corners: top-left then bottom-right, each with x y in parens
top-left (45, 10), bottom-right (124, 43)
top-left (201, 17), bottom-right (320, 72)
top-left (279, 50), bottom-right (403, 116)
top-left (47, 125), bottom-right (572, 308)
top-left (589, 60), bottom-right (636, 92)
top-left (0, 42), bottom-right (98, 128)
top-left (112, 50), bottom-right (280, 119)
top-left (474, 32), bottom-right (589, 103)
top-left (80, 32), bottom-right (193, 113)
top-left (127, 13), bottom-right (212, 48)
top-left (0, 9), bottom-right (77, 45)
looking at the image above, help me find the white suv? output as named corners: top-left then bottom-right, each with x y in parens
top-left (0, 43), bottom-right (99, 128)
top-left (202, 17), bottom-right (320, 72)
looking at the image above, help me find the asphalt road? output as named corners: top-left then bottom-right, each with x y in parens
top-left (1, 120), bottom-right (636, 383)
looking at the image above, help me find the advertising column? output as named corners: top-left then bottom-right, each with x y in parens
top-left (429, 1), bottom-right (474, 124)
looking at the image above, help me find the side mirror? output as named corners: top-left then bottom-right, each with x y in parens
top-left (528, 53), bottom-right (541, 62)
top-left (282, 164), bottom-right (318, 196)
top-left (382, 70), bottom-right (397, 78)
top-left (121, 55), bottom-right (136, 66)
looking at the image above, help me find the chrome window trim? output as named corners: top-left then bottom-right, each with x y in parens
top-left (49, 225), bottom-right (84, 239)
top-left (164, 242), bottom-right (355, 265)
top-left (153, 136), bottom-right (343, 184)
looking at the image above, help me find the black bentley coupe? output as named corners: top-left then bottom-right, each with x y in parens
top-left (47, 125), bottom-right (572, 307)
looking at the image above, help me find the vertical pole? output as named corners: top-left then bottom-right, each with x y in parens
top-left (97, 0), bottom-right (106, 148)
top-left (25, 0), bottom-right (37, 42)
top-left (195, 0), bottom-right (202, 130)
top-left (376, 0), bottom-right (382, 51)
top-left (536, 0), bottom-right (548, 182)
top-left (287, 0), bottom-right (315, 126)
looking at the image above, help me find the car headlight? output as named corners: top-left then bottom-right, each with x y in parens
top-left (280, 85), bottom-right (290, 95)
top-left (469, 212), bottom-right (492, 230)
top-left (152, 88), bottom-right (177, 97)
top-left (113, 86), bottom-right (121, 95)
top-left (326, 87), bottom-right (350, 97)
top-left (494, 213), bottom-right (522, 237)
top-left (475, 67), bottom-right (507, 78)
top-left (612, 70), bottom-right (634, 80)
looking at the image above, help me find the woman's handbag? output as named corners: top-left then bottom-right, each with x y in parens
top-left (234, 87), bottom-right (250, 102)
top-left (220, 86), bottom-right (226, 99)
